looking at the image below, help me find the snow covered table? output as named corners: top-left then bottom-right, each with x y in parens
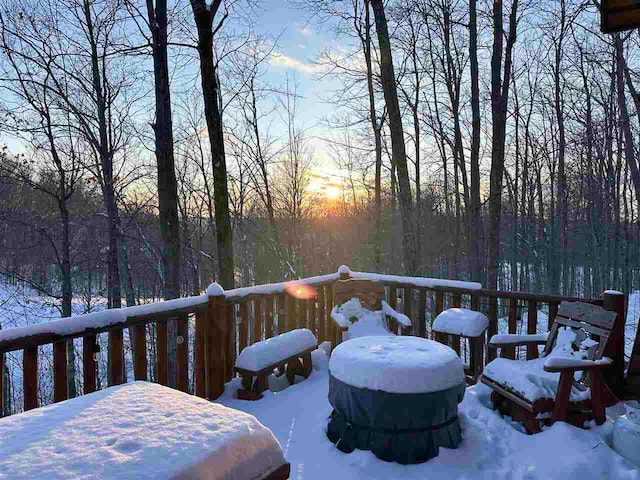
top-left (0, 382), bottom-right (290, 479)
top-left (326, 336), bottom-right (466, 464)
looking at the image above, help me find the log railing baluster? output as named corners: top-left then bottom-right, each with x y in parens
top-left (286, 295), bottom-right (296, 333)
top-left (527, 300), bottom-right (538, 360)
top-left (548, 302), bottom-right (558, 331)
top-left (310, 295), bottom-right (317, 336)
top-left (225, 304), bottom-right (234, 381)
top-left (265, 296), bottom-right (274, 339)
top-left (326, 283), bottom-right (334, 347)
top-left (318, 287), bottom-right (326, 343)
top-left (487, 297), bottom-right (498, 361)
top-left (239, 302), bottom-right (249, 353)
top-left (0, 351), bottom-right (4, 416)
top-left (506, 298), bottom-right (517, 360)
top-left (133, 324), bottom-right (147, 381)
top-left (194, 311), bottom-right (205, 398)
top-left (418, 288), bottom-right (427, 338)
top-left (403, 288), bottom-right (413, 335)
top-left (53, 341), bottom-right (68, 402)
top-left (83, 334), bottom-right (96, 394)
top-left (254, 299), bottom-right (263, 343)
top-left (277, 294), bottom-right (286, 335)
top-left (23, 346), bottom-right (38, 411)
top-left (108, 329), bottom-right (124, 386)
top-left (452, 292), bottom-right (462, 308)
top-left (156, 322), bottom-right (168, 386)
top-left (176, 316), bottom-right (189, 392)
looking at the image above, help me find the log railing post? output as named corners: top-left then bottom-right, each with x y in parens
top-left (225, 303), bottom-right (234, 382)
top-left (205, 283), bottom-right (226, 401)
top-left (602, 290), bottom-right (626, 397)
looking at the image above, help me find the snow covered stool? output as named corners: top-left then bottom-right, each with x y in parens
top-left (234, 328), bottom-right (317, 400)
top-left (0, 382), bottom-right (291, 479)
top-left (432, 308), bottom-right (489, 384)
top-left (326, 336), bottom-right (465, 464)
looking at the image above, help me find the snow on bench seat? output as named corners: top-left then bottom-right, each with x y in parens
top-left (433, 308), bottom-right (489, 337)
top-left (0, 382), bottom-right (287, 479)
top-left (236, 328), bottom-right (317, 372)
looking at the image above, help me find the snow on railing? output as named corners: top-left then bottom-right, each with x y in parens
top-left (0, 266), bottom-right (481, 347)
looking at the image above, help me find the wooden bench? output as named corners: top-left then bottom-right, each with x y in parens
top-left (234, 329), bottom-right (318, 401)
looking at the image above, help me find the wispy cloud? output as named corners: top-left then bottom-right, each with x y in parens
top-left (295, 23), bottom-right (314, 37)
top-left (270, 52), bottom-right (321, 74)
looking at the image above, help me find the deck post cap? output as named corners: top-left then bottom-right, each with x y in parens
top-left (206, 283), bottom-right (225, 297)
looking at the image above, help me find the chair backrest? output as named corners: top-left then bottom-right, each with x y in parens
top-left (542, 301), bottom-right (618, 360)
top-left (333, 279), bottom-right (385, 311)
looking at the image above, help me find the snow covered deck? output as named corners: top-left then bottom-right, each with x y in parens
top-left (219, 352), bottom-right (640, 480)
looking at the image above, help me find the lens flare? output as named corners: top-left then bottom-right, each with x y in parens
top-left (284, 282), bottom-right (318, 300)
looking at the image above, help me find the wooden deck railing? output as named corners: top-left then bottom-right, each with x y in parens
top-left (0, 266), bottom-right (629, 417)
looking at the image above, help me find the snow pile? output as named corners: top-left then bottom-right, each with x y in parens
top-left (490, 333), bottom-right (549, 345)
top-left (433, 308), bottom-right (489, 337)
top-left (329, 336), bottom-right (464, 394)
top-left (0, 382), bottom-right (286, 479)
top-left (219, 347), bottom-right (640, 480)
top-left (484, 327), bottom-right (603, 402)
top-left (235, 328), bottom-right (317, 372)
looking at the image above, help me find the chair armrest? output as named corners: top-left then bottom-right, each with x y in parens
top-left (381, 300), bottom-right (412, 327)
top-left (330, 308), bottom-right (350, 329)
top-left (488, 333), bottom-right (548, 349)
top-left (543, 356), bottom-right (613, 373)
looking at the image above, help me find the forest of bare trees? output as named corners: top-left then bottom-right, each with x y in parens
top-left (1, 0), bottom-right (640, 319)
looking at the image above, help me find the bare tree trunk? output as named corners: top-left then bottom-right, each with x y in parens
top-left (469, 0), bottom-right (482, 283)
top-left (147, 0), bottom-right (182, 386)
top-left (190, 0), bottom-right (235, 289)
top-left (370, 0), bottom-right (417, 274)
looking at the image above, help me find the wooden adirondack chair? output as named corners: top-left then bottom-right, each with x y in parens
top-left (331, 279), bottom-right (411, 348)
top-left (481, 301), bottom-right (621, 434)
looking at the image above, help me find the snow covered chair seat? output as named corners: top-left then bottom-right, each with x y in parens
top-left (0, 382), bottom-right (290, 479)
top-left (331, 278), bottom-right (411, 348)
top-left (481, 301), bottom-right (620, 433)
top-left (433, 308), bottom-right (489, 384)
top-left (234, 328), bottom-right (317, 400)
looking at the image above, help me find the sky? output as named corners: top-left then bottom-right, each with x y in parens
top-left (0, 1), bottom-right (352, 195)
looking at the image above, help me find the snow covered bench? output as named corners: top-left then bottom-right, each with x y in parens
top-left (234, 328), bottom-right (317, 400)
top-left (0, 382), bottom-right (290, 479)
top-left (432, 308), bottom-right (489, 383)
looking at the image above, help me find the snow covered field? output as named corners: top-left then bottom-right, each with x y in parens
top-left (220, 350), bottom-right (640, 480)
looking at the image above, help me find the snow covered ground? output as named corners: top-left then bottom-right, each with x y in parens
top-left (220, 350), bottom-right (640, 480)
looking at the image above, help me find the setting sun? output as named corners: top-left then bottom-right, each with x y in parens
top-left (326, 186), bottom-right (341, 199)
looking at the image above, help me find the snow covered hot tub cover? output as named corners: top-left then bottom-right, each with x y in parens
top-left (327, 336), bottom-right (466, 464)
top-left (0, 382), bottom-right (287, 479)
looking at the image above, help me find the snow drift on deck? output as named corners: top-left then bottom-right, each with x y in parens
top-left (220, 349), bottom-right (640, 480)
